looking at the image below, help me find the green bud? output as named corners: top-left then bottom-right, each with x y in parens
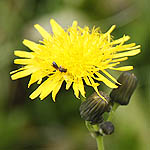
top-left (80, 91), bottom-right (110, 124)
top-left (110, 72), bottom-right (138, 105)
top-left (99, 121), bottom-right (114, 135)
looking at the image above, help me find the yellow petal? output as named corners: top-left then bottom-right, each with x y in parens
top-left (30, 84), bottom-right (44, 99)
top-left (84, 76), bottom-right (92, 86)
top-left (93, 85), bottom-right (106, 101)
top-left (106, 25), bottom-right (116, 34)
top-left (112, 44), bottom-right (141, 53)
top-left (119, 43), bottom-right (140, 51)
top-left (37, 78), bottom-right (42, 84)
top-left (88, 76), bottom-right (99, 87)
top-left (78, 79), bottom-right (85, 98)
top-left (88, 76), bottom-right (107, 102)
top-left (72, 21), bottom-right (78, 28)
top-left (108, 62), bottom-right (120, 68)
top-left (28, 71), bottom-right (44, 87)
top-left (95, 72), bottom-right (118, 88)
top-left (23, 39), bottom-right (39, 51)
top-left (30, 77), bottom-right (53, 100)
top-left (102, 70), bottom-right (119, 84)
top-left (73, 80), bottom-right (79, 99)
top-left (10, 67), bottom-right (26, 75)
top-left (110, 66), bottom-right (133, 71)
top-left (14, 59), bottom-right (32, 65)
top-left (113, 49), bottom-right (141, 58)
top-left (65, 80), bottom-right (72, 90)
top-left (40, 82), bottom-right (55, 100)
top-left (111, 36), bottom-right (130, 45)
top-left (64, 75), bottom-right (73, 90)
top-left (11, 68), bottom-right (34, 80)
top-left (52, 79), bottom-right (64, 101)
top-left (50, 19), bottom-right (64, 36)
top-left (14, 51), bottom-right (34, 58)
top-left (40, 73), bottom-right (62, 100)
top-left (34, 24), bottom-right (52, 40)
top-left (111, 57), bottom-right (128, 62)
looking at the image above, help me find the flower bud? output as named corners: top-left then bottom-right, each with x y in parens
top-left (80, 91), bottom-right (110, 124)
top-left (110, 72), bottom-right (138, 105)
top-left (99, 121), bottom-right (114, 135)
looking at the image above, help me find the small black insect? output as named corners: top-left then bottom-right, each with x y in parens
top-left (52, 62), bottom-right (67, 73)
top-left (52, 61), bottom-right (59, 69)
top-left (59, 66), bottom-right (67, 73)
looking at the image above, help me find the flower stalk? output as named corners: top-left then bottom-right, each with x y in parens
top-left (85, 121), bottom-right (104, 150)
top-left (96, 136), bottom-right (104, 150)
top-left (107, 103), bottom-right (119, 121)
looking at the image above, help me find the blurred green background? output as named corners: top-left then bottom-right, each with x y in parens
top-left (0, 0), bottom-right (149, 150)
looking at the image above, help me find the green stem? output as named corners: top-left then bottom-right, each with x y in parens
top-left (107, 102), bottom-right (119, 121)
top-left (85, 121), bottom-right (104, 150)
top-left (96, 135), bottom-right (104, 150)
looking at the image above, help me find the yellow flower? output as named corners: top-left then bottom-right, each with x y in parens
top-left (10, 19), bottom-right (141, 101)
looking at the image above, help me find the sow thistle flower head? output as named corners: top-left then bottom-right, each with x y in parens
top-left (10, 19), bottom-right (140, 101)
